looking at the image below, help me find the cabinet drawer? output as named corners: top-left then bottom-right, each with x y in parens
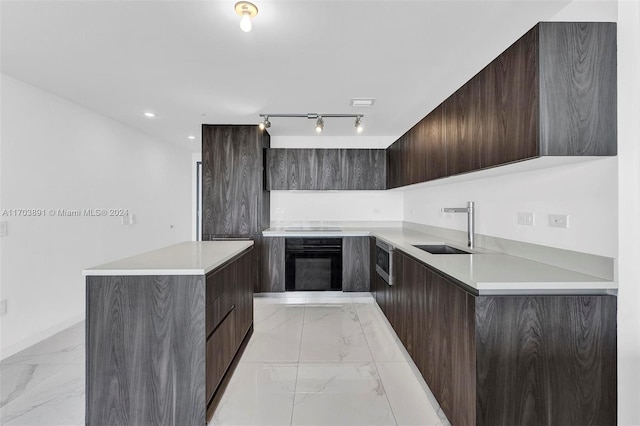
top-left (205, 309), bottom-right (236, 403)
top-left (206, 283), bottom-right (236, 337)
top-left (206, 261), bottom-right (237, 305)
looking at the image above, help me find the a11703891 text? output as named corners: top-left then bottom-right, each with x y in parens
top-left (1, 208), bottom-right (129, 217)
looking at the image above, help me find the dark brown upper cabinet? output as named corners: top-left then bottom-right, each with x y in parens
top-left (387, 22), bottom-right (616, 189)
top-left (266, 148), bottom-right (386, 190)
top-left (202, 125), bottom-right (270, 237)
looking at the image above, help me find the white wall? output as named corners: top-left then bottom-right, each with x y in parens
top-left (616, 1), bottom-right (640, 423)
top-left (269, 135), bottom-right (403, 223)
top-left (403, 158), bottom-right (617, 257)
top-left (270, 191), bottom-right (402, 223)
top-left (270, 135), bottom-right (395, 149)
top-left (0, 74), bottom-right (192, 358)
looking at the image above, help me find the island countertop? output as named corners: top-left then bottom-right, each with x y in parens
top-left (82, 241), bottom-right (254, 276)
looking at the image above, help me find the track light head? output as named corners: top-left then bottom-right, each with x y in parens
top-left (259, 116), bottom-right (271, 130)
top-left (315, 116), bottom-right (324, 133)
top-left (355, 116), bottom-right (363, 133)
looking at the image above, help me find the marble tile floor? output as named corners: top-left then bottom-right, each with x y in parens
top-left (1, 322), bottom-right (85, 426)
top-left (0, 292), bottom-right (449, 426)
top-left (213, 292), bottom-right (450, 426)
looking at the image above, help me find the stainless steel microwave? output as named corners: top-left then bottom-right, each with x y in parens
top-left (375, 239), bottom-right (393, 286)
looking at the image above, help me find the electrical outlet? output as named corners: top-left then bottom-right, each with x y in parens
top-left (549, 214), bottom-right (569, 228)
top-left (0, 221), bottom-right (7, 237)
top-left (517, 212), bottom-right (535, 226)
top-left (0, 300), bottom-right (7, 316)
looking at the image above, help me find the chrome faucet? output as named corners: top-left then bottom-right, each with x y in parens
top-left (442, 201), bottom-right (475, 248)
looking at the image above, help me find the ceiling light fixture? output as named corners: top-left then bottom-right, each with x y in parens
top-left (143, 112), bottom-right (156, 118)
top-left (188, 135), bottom-right (196, 140)
top-left (257, 113), bottom-right (366, 134)
top-left (235, 1), bottom-right (258, 33)
top-left (258, 116), bottom-right (271, 130)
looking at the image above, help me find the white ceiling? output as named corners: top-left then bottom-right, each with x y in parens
top-left (1, 0), bottom-right (574, 149)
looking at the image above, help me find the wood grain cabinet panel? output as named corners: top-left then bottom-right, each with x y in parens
top-left (386, 22), bottom-right (616, 189)
top-left (206, 309), bottom-right (236, 402)
top-left (475, 296), bottom-right (617, 426)
top-left (378, 250), bottom-right (616, 426)
top-left (538, 22), bottom-right (617, 156)
top-left (206, 261), bottom-right (236, 305)
top-left (203, 126), bottom-right (262, 235)
top-left (418, 104), bottom-right (448, 182)
top-left (86, 275), bottom-right (206, 426)
top-left (386, 138), bottom-right (403, 189)
top-left (267, 149), bottom-right (386, 190)
top-left (480, 27), bottom-right (539, 168)
top-left (235, 251), bottom-right (253, 342)
top-left (444, 78), bottom-right (482, 176)
top-left (201, 125), bottom-right (270, 292)
top-left (342, 237), bottom-right (370, 292)
top-left (340, 150), bottom-right (386, 190)
top-left (262, 237), bottom-right (285, 292)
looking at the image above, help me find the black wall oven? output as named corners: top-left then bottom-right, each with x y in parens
top-left (285, 238), bottom-right (342, 291)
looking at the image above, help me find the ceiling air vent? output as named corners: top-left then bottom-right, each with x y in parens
top-left (350, 98), bottom-right (376, 108)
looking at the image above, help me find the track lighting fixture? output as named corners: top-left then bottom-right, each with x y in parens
top-left (355, 116), bottom-right (363, 133)
top-left (235, 1), bottom-right (258, 33)
top-left (259, 116), bottom-right (271, 130)
top-left (257, 113), bottom-right (366, 134)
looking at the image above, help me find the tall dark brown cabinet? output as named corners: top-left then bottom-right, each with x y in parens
top-left (202, 125), bottom-right (270, 292)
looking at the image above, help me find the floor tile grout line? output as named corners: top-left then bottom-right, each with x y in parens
top-left (354, 300), bottom-right (400, 426)
top-left (289, 299), bottom-right (307, 426)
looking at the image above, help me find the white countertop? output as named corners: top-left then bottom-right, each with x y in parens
top-left (83, 241), bottom-right (254, 276)
top-left (264, 228), bottom-right (370, 237)
top-left (263, 226), bottom-right (616, 295)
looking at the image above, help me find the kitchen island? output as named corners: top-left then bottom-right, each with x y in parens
top-left (83, 241), bottom-right (254, 426)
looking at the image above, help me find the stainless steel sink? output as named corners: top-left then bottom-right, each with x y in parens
top-left (413, 244), bottom-right (471, 255)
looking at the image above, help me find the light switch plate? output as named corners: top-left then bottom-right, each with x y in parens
top-left (549, 214), bottom-right (569, 228)
top-left (517, 212), bottom-right (535, 226)
top-left (0, 221), bottom-right (7, 237)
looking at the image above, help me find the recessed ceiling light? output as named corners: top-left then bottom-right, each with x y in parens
top-left (143, 112), bottom-right (156, 118)
top-left (188, 135), bottom-right (196, 140)
top-left (350, 98), bottom-right (376, 108)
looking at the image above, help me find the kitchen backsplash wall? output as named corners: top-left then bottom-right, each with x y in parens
top-left (403, 157), bottom-right (617, 258)
top-left (270, 190), bottom-right (403, 222)
top-left (271, 135), bottom-right (395, 149)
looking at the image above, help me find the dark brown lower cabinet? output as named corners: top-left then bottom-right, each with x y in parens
top-left (342, 237), bottom-right (370, 292)
top-left (204, 250), bottom-right (253, 420)
top-left (380, 250), bottom-right (617, 426)
top-left (205, 310), bottom-right (236, 402)
top-left (86, 248), bottom-right (254, 426)
top-left (262, 237), bottom-right (285, 292)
